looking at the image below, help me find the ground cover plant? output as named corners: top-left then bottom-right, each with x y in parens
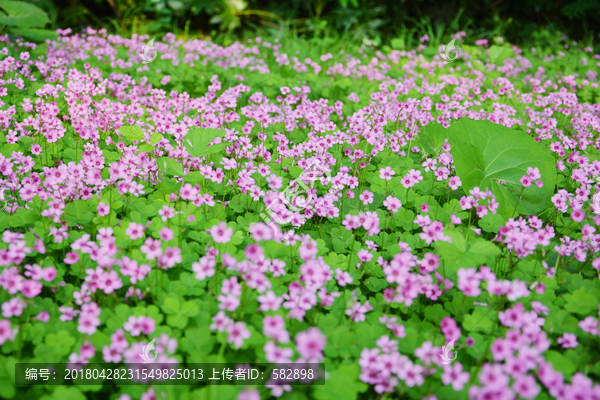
top-left (1, 22), bottom-right (600, 400)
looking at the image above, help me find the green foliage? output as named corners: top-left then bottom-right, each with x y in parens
top-left (435, 230), bottom-right (501, 279)
top-left (0, 0), bottom-right (49, 28)
top-left (184, 128), bottom-right (228, 158)
top-left (119, 125), bottom-right (145, 141)
top-left (0, 0), bottom-right (56, 42)
top-left (444, 119), bottom-right (556, 219)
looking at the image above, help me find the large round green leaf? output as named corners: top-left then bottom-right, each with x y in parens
top-left (440, 119), bottom-right (556, 219)
top-left (0, 0), bottom-right (50, 28)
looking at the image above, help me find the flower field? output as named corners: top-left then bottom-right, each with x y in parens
top-left (1, 26), bottom-right (600, 400)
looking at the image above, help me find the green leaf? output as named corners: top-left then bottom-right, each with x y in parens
top-left (461, 44), bottom-right (479, 59)
top-left (546, 309), bottom-right (579, 334)
top-left (424, 304), bottom-right (450, 324)
top-left (40, 386), bottom-right (86, 400)
top-left (390, 38), bottom-right (405, 50)
top-left (157, 157), bottom-right (184, 176)
top-left (138, 144), bottom-right (154, 153)
top-left (0, 356), bottom-right (15, 399)
top-left (313, 362), bottom-right (367, 400)
top-left (393, 208), bottom-right (416, 230)
top-left (462, 311), bottom-right (494, 333)
top-left (365, 277), bottom-right (388, 293)
top-left (489, 45), bottom-right (512, 64)
top-left (9, 207), bottom-right (38, 227)
top-left (40, 330), bottom-right (76, 357)
top-left (185, 171), bottom-right (204, 183)
top-left (563, 290), bottom-right (600, 316)
top-left (545, 350), bottom-right (576, 379)
top-left (119, 125), bottom-right (145, 141)
top-left (180, 301), bottom-right (199, 317)
top-left (330, 227), bottom-right (354, 254)
top-left (198, 142), bottom-right (228, 157)
top-left (150, 132), bottom-right (164, 145)
top-left (184, 128), bottom-right (227, 158)
top-left (419, 122), bottom-right (449, 154)
top-left (467, 239), bottom-right (502, 263)
top-left (162, 297), bottom-right (181, 315)
top-left (478, 213), bottom-right (506, 233)
top-left (435, 231), bottom-right (500, 278)
top-left (0, 143), bottom-right (19, 157)
top-left (446, 119), bottom-right (556, 219)
top-left (329, 326), bottom-right (358, 358)
top-left (323, 252), bottom-right (347, 271)
top-left (63, 200), bottom-right (93, 226)
top-left (9, 27), bottom-right (57, 41)
top-left (0, 0), bottom-right (50, 28)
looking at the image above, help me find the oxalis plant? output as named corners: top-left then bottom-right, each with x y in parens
top-left (0, 24), bottom-right (599, 400)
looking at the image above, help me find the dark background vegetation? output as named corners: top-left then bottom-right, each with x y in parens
top-left (15, 0), bottom-right (600, 49)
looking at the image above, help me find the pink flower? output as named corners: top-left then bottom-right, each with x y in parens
top-left (97, 270), bottom-right (123, 294)
top-left (420, 253), bottom-right (440, 273)
top-left (379, 166), bottom-right (395, 181)
top-left (1, 298), bottom-right (25, 318)
top-left (125, 222), bottom-right (145, 240)
top-left (159, 247), bottom-right (182, 269)
top-left (218, 294), bottom-right (241, 312)
top-left (557, 332), bottom-right (578, 348)
top-left (192, 256), bottom-right (216, 280)
top-left (80, 342), bottom-right (96, 359)
top-left (448, 176), bottom-right (461, 190)
top-left (527, 167), bottom-right (541, 180)
top-left (64, 252), bottom-right (79, 264)
top-left (238, 388), bottom-right (260, 400)
top-left (358, 249), bottom-right (373, 262)
top-left (59, 306), bottom-right (78, 321)
top-left (42, 267), bottom-right (57, 282)
top-left (97, 202), bottom-right (110, 217)
top-left (383, 196), bottom-right (402, 212)
top-left (512, 374), bottom-right (540, 399)
top-left (210, 311), bottom-right (232, 332)
top-left (77, 313), bottom-right (100, 335)
top-left (227, 321), bottom-right (251, 348)
top-left (21, 279), bottom-right (42, 298)
top-left (441, 362), bottom-right (470, 391)
top-left (102, 344), bottom-right (123, 363)
top-left (158, 205), bottom-right (175, 221)
top-left (35, 311), bottom-right (50, 323)
top-left (571, 208), bottom-right (585, 222)
top-left (159, 227), bottom-right (174, 241)
top-left (0, 319), bottom-right (17, 345)
top-left (263, 315), bottom-right (289, 343)
top-left (359, 190), bottom-right (374, 206)
top-left (520, 175), bottom-right (532, 187)
top-left (140, 237), bottom-right (162, 260)
top-left (295, 327), bottom-right (326, 360)
top-left (257, 291), bottom-right (283, 312)
top-left (209, 221), bottom-right (233, 243)
top-left (334, 268), bottom-right (353, 287)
